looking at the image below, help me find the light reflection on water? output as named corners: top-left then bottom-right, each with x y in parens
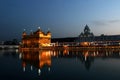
top-left (0, 49), bottom-right (120, 80)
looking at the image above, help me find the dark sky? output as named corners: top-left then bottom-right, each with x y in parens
top-left (1, 0), bottom-right (120, 41)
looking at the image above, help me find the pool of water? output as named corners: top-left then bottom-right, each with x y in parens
top-left (0, 49), bottom-right (120, 80)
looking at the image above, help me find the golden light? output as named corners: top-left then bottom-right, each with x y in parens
top-left (39, 51), bottom-right (51, 68)
top-left (80, 42), bottom-right (90, 46)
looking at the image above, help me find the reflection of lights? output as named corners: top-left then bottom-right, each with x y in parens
top-left (68, 51), bottom-right (69, 55)
top-left (84, 51), bottom-right (89, 61)
top-left (23, 67), bottom-right (25, 72)
top-left (39, 54), bottom-right (41, 60)
top-left (63, 49), bottom-right (69, 55)
top-left (106, 51), bottom-right (108, 56)
top-left (16, 49), bottom-right (18, 52)
top-left (31, 66), bottom-right (33, 71)
top-left (51, 52), bottom-right (53, 56)
top-left (93, 52), bottom-right (96, 56)
top-left (50, 51), bottom-right (53, 55)
top-left (19, 53), bottom-right (22, 59)
top-left (46, 51), bottom-right (50, 56)
top-left (38, 69), bottom-right (41, 76)
top-left (48, 67), bottom-right (50, 71)
top-left (85, 56), bottom-right (87, 61)
top-left (59, 51), bottom-right (61, 54)
top-left (84, 52), bottom-right (88, 57)
top-left (39, 51), bottom-right (51, 68)
top-left (22, 62), bottom-right (26, 72)
top-left (20, 50), bottom-right (52, 75)
top-left (97, 51), bottom-right (98, 55)
top-left (53, 52), bottom-right (56, 56)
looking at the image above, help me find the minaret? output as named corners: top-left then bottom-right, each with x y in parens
top-left (22, 29), bottom-right (27, 38)
top-left (47, 28), bottom-right (51, 34)
top-left (38, 26), bottom-right (40, 30)
top-left (30, 29), bottom-right (33, 35)
top-left (37, 26), bottom-right (43, 34)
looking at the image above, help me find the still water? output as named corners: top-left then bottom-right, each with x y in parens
top-left (0, 49), bottom-right (120, 80)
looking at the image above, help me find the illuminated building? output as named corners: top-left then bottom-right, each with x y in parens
top-left (21, 27), bottom-right (51, 48)
top-left (76, 25), bottom-right (94, 46)
top-left (76, 25), bottom-right (120, 46)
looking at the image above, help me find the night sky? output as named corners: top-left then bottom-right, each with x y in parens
top-left (1, 0), bottom-right (120, 41)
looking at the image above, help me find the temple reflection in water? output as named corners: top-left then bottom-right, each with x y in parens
top-left (19, 49), bottom-right (120, 75)
top-left (20, 50), bottom-right (51, 75)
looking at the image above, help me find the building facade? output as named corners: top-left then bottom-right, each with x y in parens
top-left (21, 28), bottom-right (51, 48)
top-left (75, 25), bottom-right (94, 46)
top-left (76, 25), bottom-right (120, 46)
top-left (77, 25), bottom-right (94, 42)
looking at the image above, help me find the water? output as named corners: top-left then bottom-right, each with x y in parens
top-left (0, 49), bottom-right (120, 80)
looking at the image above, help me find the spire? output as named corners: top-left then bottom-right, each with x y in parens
top-left (23, 29), bottom-right (26, 32)
top-left (47, 28), bottom-right (51, 34)
top-left (48, 28), bottom-right (50, 31)
top-left (30, 29), bottom-right (33, 32)
top-left (22, 29), bottom-right (27, 36)
top-left (38, 27), bottom-right (40, 30)
top-left (30, 29), bottom-right (33, 35)
top-left (84, 24), bottom-right (90, 33)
